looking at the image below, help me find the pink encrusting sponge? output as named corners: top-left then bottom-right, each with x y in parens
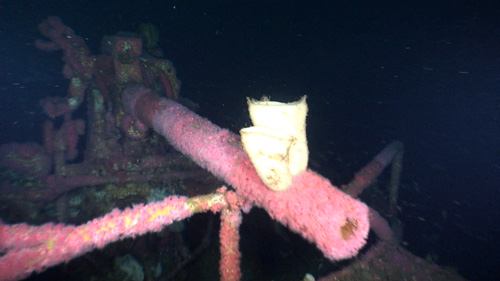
top-left (0, 196), bottom-right (194, 281)
top-left (124, 86), bottom-right (370, 260)
top-left (262, 171), bottom-right (369, 260)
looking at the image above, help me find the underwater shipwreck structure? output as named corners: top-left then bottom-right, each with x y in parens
top-left (0, 17), bottom-right (466, 281)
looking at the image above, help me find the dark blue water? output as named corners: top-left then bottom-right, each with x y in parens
top-left (1, 1), bottom-right (499, 280)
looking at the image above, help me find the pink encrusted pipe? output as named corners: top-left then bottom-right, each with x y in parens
top-left (0, 195), bottom-right (228, 281)
top-left (342, 141), bottom-right (404, 198)
top-left (123, 86), bottom-right (370, 261)
top-left (219, 207), bottom-right (242, 281)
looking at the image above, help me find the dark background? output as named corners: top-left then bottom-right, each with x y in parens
top-left (1, 0), bottom-right (499, 280)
